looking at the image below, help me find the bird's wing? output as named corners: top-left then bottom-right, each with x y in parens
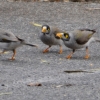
top-left (0, 30), bottom-right (18, 42)
top-left (73, 29), bottom-right (95, 45)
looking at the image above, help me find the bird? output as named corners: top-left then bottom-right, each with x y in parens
top-left (0, 29), bottom-right (37, 60)
top-left (40, 25), bottom-right (64, 54)
top-left (56, 28), bottom-right (100, 59)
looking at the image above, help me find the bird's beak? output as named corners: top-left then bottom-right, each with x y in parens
top-left (56, 33), bottom-right (63, 38)
top-left (42, 27), bottom-right (47, 33)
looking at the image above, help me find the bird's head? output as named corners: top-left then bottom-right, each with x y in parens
top-left (56, 32), bottom-right (70, 41)
top-left (41, 25), bottom-right (50, 35)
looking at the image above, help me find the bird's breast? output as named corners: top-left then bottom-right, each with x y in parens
top-left (40, 34), bottom-right (61, 46)
top-left (64, 39), bottom-right (84, 49)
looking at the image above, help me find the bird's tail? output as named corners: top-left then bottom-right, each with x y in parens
top-left (16, 37), bottom-right (38, 47)
top-left (24, 43), bottom-right (38, 47)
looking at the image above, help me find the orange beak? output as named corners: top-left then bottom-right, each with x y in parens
top-left (56, 33), bottom-right (63, 38)
top-left (42, 27), bottom-right (47, 33)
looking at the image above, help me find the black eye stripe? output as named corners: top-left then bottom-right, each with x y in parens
top-left (64, 33), bottom-right (66, 37)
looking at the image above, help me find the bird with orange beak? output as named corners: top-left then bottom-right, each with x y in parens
top-left (56, 29), bottom-right (100, 59)
top-left (40, 25), bottom-right (64, 54)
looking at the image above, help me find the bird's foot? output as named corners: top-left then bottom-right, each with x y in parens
top-left (84, 55), bottom-right (90, 59)
top-left (8, 57), bottom-right (15, 61)
top-left (59, 50), bottom-right (63, 54)
top-left (66, 55), bottom-right (72, 59)
top-left (43, 49), bottom-right (49, 53)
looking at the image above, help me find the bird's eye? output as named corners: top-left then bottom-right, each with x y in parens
top-left (65, 35), bottom-right (69, 38)
top-left (64, 33), bottom-right (69, 38)
top-left (46, 28), bottom-right (50, 34)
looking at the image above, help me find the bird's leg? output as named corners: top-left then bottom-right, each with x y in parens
top-left (43, 46), bottom-right (51, 53)
top-left (66, 49), bottom-right (75, 59)
top-left (84, 47), bottom-right (90, 59)
top-left (59, 46), bottom-right (63, 54)
top-left (9, 49), bottom-right (16, 60)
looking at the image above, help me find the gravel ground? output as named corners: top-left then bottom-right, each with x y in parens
top-left (0, 1), bottom-right (100, 100)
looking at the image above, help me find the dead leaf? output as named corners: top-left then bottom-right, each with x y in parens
top-left (86, 8), bottom-right (100, 10)
top-left (7, 0), bottom-right (14, 2)
top-left (64, 70), bottom-right (93, 73)
top-left (65, 83), bottom-right (73, 87)
top-left (40, 59), bottom-right (49, 63)
top-left (4, 51), bottom-right (9, 54)
top-left (0, 92), bottom-right (13, 96)
top-left (30, 22), bottom-right (42, 27)
top-left (55, 85), bottom-right (63, 88)
top-left (27, 83), bottom-right (42, 86)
